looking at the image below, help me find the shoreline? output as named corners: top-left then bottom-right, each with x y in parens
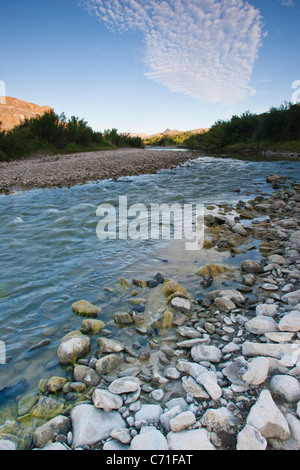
top-left (1, 177), bottom-right (300, 450)
top-left (0, 148), bottom-right (195, 195)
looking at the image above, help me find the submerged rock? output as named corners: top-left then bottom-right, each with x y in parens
top-left (71, 300), bottom-right (101, 318)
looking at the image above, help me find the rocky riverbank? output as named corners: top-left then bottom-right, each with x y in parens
top-left (1, 175), bottom-right (300, 451)
top-left (0, 148), bottom-right (194, 195)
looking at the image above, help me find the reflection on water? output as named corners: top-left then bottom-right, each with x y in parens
top-left (0, 152), bottom-right (299, 422)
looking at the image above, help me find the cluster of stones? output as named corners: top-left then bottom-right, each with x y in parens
top-left (1, 177), bottom-right (300, 451)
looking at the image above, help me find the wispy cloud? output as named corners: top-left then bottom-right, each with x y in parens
top-left (279, 0), bottom-right (295, 6)
top-left (80, 0), bottom-right (264, 104)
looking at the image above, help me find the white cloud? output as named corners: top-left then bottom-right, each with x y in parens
top-left (81, 0), bottom-right (264, 104)
top-left (279, 0), bottom-right (295, 6)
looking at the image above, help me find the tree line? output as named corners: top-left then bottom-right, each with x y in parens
top-left (183, 102), bottom-right (300, 152)
top-left (0, 110), bottom-right (144, 161)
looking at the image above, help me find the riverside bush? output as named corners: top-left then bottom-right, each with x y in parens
top-left (0, 111), bottom-right (144, 160)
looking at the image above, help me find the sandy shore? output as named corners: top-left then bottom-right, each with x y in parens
top-left (0, 148), bottom-right (195, 194)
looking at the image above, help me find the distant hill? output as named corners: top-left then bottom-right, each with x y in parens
top-left (129, 128), bottom-right (209, 140)
top-left (0, 97), bottom-right (53, 132)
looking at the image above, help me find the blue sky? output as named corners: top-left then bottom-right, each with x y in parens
top-left (1, 0), bottom-right (299, 135)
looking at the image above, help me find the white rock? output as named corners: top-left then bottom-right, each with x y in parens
top-left (246, 390), bottom-right (290, 440)
top-left (297, 401), bottom-right (300, 418)
top-left (248, 357), bottom-right (270, 386)
top-left (92, 388), bottom-right (123, 412)
top-left (71, 404), bottom-right (125, 448)
top-left (0, 439), bottom-right (17, 451)
top-left (214, 297), bottom-right (236, 313)
top-left (269, 413), bottom-right (300, 450)
top-left (170, 411), bottom-right (196, 432)
top-left (222, 342), bottom-right (241, 354)
top-left (262, 283), bottom-right (279, 291)
top-left (160, 405), bottom-right (183, 431)
top-left (218, 289), bottom-right (245, 304)
top-left (264, 332), bottom-right (295, 343)
top-left (103, 440), bottom-right (130, 451)
top-left (176, 360), bottom-right (207, 378)
top-left (269, 375), bottom-right (300, 403)
top-left (134, 404), bottom-right (163, 429)
top-left (196, 371), bottom-right (222, 401)
top-left (191, 345), bottom-right (222, 363)
top-left (108, 376), bottom-right (140, 395)
top-left (110, 427), bottom-right (131, 445)
top-left (167, 429), bottom-right (216, 450)
top-left (164, 367), bottom-right (180, 380)
top-left (236, 425), bottom-right (267, 451)
top-left (57, 331), bottom-right (90, 365)
top-left (278, 311), bottom-right (300, 332)
top-left (256, 304), bottom-right (278, 317)
top-left (242, 341), bottom-right (298, 359)
top-left (182, 376), bottom-right (210, 399)
top-left (34, 415), bottom-right (70, 448)
top-left (281, 289), bottom-right (300, 307)
top-left (245, 316), bottom-right (279, 335)
top-left (268, 254), bottom-right (286, 265)
top-left (38, 442), bottom-right (68, 450)
top-left (130, 426), bottom-right (168, 450)
top-left (170, 297), bottom-right (191, 313)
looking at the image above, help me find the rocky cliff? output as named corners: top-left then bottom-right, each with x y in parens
top-left (0, 97), bottom-right (53, 132)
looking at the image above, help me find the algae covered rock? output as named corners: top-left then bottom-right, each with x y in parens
top-left (30, 396), bottom-right (64, 419)
top-left (71, 299), bottom-right (101, 318)
top-left (57, 330), bottom-right (91, 365)
top-left (162, 280), bottom-right (188, 298)
top-left (80, 318), bottom-right (105, 334)
top-left (196, 264), bottom-right (228, 277)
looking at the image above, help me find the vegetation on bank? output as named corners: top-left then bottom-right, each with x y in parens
top-left (0, 110), bottom-right (144, 161)
top-left (144, 103), bottom-right (300, 154)
top-left (182, 102), bottom-right (300, 153)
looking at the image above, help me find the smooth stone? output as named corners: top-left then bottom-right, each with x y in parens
top-left (246, 390), bottom-right (290, 440)
top-left (33, 416), bottom-right (70, 448)
top-left (245, 316), bottom-right (279, 335)
top-left (269, 413), bottom-right (300, 451)
top-left (196, 371), bottom-right (222, 401)
top-left (108, 376), bottom-right (140, 395)
top-left (71, 300), bottom-right (101, 318)
top-left (269, 375), bottom-right (300, 403)
top-left (164, 367), bottom-right (180, 380)
top-left (0, 439), bottom-right (17, 451)
top-left (241, 260), bottom-right (262, 274)
top-left (71, 404), bottom-right (125, 448)
top-left (176, 360), bottom-right (207, 379)
top-left (97, 337), bottom-right (124, 353)
top-left (110, 427), bottom-right (131, 445)
top-left (169, 411), bottom-right (196, 432)
top-left (170, 297), bottom-right (191, 313)
top-left (38, 442), bottom-right (68, 450)
top-left (236, 425), bottom-right (267, 451)
top-left (167, 428), bottom-right (216, 450)
top-left (135, 404), bottom-right (163, 429)
top-left (95, 353), bottom-right (124, 376)
top-left (130, 427), bottom-right (168, 450)
top-left (242, 341), bottom-right (299, 359)
top-left (182, 376), bottom-right (210, 399)
top-left (278, 311), bottom-right (300, 332)
top-left (281, 290), bottom-right (300, 307)
top-left (264, 332), bottom-right (295, 343)
top-left (92, 389), bottom-right (123, 412)
top-left (191, 345), bottom-right (222, 363)
top-left (57, 331), bottom-right (90, 365)
top-left (262, 283), bottom-right (279, 291)
top-left (268, 254), bottom-right (286, 265)
top-left (160, 405), bottom-right (183, 431)
top-left (214, 297), bottom-right (236, 313)
top-left (218, 289), bottom-right (245, 304)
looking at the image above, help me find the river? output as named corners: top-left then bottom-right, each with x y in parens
top-left (0, 151), bottom-right (299, 423)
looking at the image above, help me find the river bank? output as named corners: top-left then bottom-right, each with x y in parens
top-left (1, 175), bottom-right (300, 450)
top-left (0, 148), bottom-right (194, 195)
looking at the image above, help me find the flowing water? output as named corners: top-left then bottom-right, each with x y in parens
top-left (0, 151), bottom-right (299, 423)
